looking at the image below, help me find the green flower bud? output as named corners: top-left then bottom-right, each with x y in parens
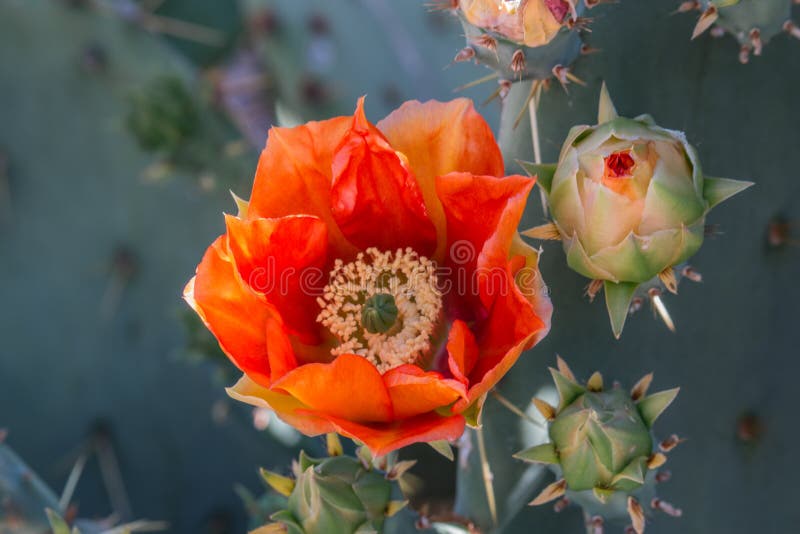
top-left (263, 449), bottom-right (407, 534)
top-left (522, 84), bottom-right (752, 337)
top-left (516, 358), bottom-right (682, 533)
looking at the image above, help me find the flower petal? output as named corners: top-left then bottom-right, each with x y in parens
top-left (377, 99), bottom-right (503, 259)
top-left (467, 256), bottom-right (548, 398)
top-left (185, 236), bottom-right (273, 386)
top-left (226, 374), bottom-right (335, 436)
top-left (564, 232), bottom-right (617, 282)
top-left (436, 172), bottom-right (536, 312)
top-left (264, 318), bottom-right (300, 383)
top-left (330, 97), bottom-right (437, 255)
top-left (271, 354), bottom-right (394, 424)
top-left (522, 0), bottom-right (564, 46)
top-left (225, 215), bottom-right (328, 343)
top-left (453, 332), bottom-right (535, 414)
top-left (446, 319), bottom-right (479, 385)
top-left (248, 116), bottom-right (359, 260)
top-left (319, 411), bottom-right (466, 457)
top-left (549, 149), bottom-right (586, 238)
top-left (638, 140), bottom-right (705, 234)
top-left (383, 365), bottom-right (465, 420)
top-left (581, 180), bottom-right (644, 254)
top-left (225, 214), bottom-right (328, 342)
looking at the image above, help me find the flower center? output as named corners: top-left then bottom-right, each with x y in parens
top-left (604, 150), bottom-right (636, 179)
top-left (316, 247), bottom-right (443, 373)
top-left (361, 293), bottom-right (399, 334)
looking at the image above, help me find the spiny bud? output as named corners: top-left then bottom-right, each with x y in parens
top-left (515, 359), bottom-right (683, 533)
top-left (264, 449), bottom-right (406, 534)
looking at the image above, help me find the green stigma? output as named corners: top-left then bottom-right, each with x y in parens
top-left (361, 293), bottom-right (398, 334)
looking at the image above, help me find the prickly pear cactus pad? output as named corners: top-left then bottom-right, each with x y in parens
top-left (522, 84), bottom-right (752, 337)
top-left (516, 358), bottom-right (681, 533)
top-left (684, 0), bottom-right (800, 62)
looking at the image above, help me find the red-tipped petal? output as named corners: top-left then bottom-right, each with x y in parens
top-left (436, 173), bottom-right (535, 311)
top-left (383, 365), bottom-right (465, 419)
top-left (271, 354), bottom-right (394, 424)
top-left (224, 214), bottom-right (328, 342)
top-left (330, 97), bottom-right (437, 255)
top-left (248, 116), bottom-right (359, 260)
top-left (436, 173), bottom-right (551, 410)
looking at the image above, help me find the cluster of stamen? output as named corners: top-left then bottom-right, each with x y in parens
top-left (316, 247), bottom-right (442, 373)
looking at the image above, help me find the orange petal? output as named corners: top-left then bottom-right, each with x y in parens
top-left (436, 173), bottom-right (552, 412)
top-left (436, 173), bottom-right (535, 312)
top-left (225, 214), bottom-right (328, 343)
top-left (185, 236), bottom-right (273, 386)
top-left (330, 97), bottom-right (436, 255)
top-left (378, 99), bottom-right (504, 260)
top-left (320, 411), bottom-right (466, 457)
top-left (271, 354), bottom-right (394, 424)
top-left (248, 116), bottom-right (359, 260)
top-left (383, 365), bottom-right (465, 419)
top-left (226, 374), bottom-right (334, 436)
top-left (264, 318), bottom-right (299, 383)
top-left (457, 246), bottom-right (552, 411)
top-left (446, 320), bottom-right (479, 385)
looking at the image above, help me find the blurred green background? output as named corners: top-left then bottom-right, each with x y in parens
top-left (1, 1), bottom-right (799, 533)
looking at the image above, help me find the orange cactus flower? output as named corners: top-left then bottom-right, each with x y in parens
top-left (184, 97), bottom-right (552, 456)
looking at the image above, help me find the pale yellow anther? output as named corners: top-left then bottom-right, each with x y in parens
top-left (317, 248), bottom-right (442, 373)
